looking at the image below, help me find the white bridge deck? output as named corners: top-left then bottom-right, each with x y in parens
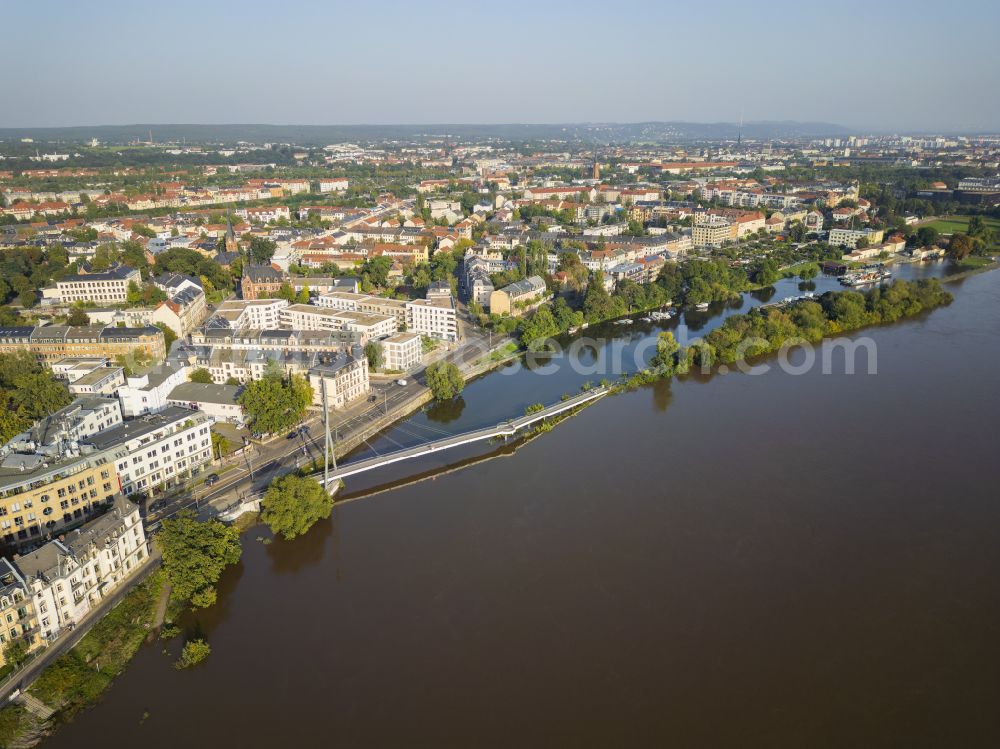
top-left (317, 387), bottom-right (608, 484)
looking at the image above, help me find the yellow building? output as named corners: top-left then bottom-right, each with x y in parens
top-left (488, 276), bottom-right (549, 317)
top-left (0, 560), bottom-right (42, 666)
top-left (0, 326), bottom-right (165, 364)
top-left (0, 451), bottom-right (119, 549)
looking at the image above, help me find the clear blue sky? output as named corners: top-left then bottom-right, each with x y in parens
top-left (3, 0), bottom-right (999, 132)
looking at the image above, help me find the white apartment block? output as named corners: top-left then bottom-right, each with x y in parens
top-left (406, 298), bottom-right (458, 342)
top-left (279, 304), bottom-right (397, 339)
top-left (318, 178), bottom-right (350, 193)
top-left (15, 496), bottom-right (147, 641)
top-left (53, 266), bottom-right (141, 305)
top-left (315, 291), bottom-right (408, 326)
top-left (213, 299), bottom-right (288, 330)
top-left (380, 332), bottom-right (422, 372)
top-left (116, 364), bottom-right (190, 418)
top-left (83, 407), bottom-right (214, 496)
top-left (828, 228), bottom-right (885, 249)
top-left (308, 354), bottom-right (371, 409)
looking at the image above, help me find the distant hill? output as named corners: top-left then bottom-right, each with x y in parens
top-left (0, 121), bottom-right (853, 145)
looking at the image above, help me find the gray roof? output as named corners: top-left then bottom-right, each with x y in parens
top-left (167, 382), bottom-right (240, 406)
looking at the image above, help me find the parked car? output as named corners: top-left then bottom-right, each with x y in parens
top-left (205, 474), bottom-right (220, 486)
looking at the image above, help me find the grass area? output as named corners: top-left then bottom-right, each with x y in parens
top-left (954, 255), bottom-right (998, 270)
top-left (27, 570), bottom-right (163, 721)
top-left (922, 215), bottom-right (1000, 235)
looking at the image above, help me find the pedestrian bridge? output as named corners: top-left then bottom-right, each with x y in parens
top-left (316, 387), bottom-right (608, 485)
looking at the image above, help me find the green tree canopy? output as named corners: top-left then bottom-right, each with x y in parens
top-left (189, 367), bottom-right (213, 384)
top-left (238, 370), bottom-right (312, 434)
top-left (262, 474), bottom-right (333, 540)
top-left (157, 511), bottom-right (241, 609)
top-left (425, 360), bottom-right (464, 400)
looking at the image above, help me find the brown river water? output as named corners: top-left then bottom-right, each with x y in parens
top-left (44, 267), bottom-right (1000, 748)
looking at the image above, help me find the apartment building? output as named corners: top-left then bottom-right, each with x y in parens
top-left (828, 228), bottom-right (885, 249)
top-left (307, 351), bottom-right (371, 409)
top-left (488, 276), bottom-right (549, 317)
top-left (380, 332), bottom-right (422, 372)
top-left (692, 215), bottom-right (736, 248)
top-left (0, 450), bottom-right (119, 548)
top-left (52, 265), bottom-right (141, 305)
top-left (241, 265), bottom-right (285, 300)
top-left (166, 382), bottom-right (245, 426)
top-left (212, 299), bottom-right (288, 330)
top-left (318, 177), bottom-right (349, 193)
top-left (315, 291), bottom-right (409, 326)
top-left (4, 396), bottom-right (123, 458)
top-left (279, 304), bottom-right (397, 339)
top-left (82, 407), bottom-right (214, 496)
top-left (150, 273), bottom-right (208, 336)
top-left (116, 363), bottom-right (190, 418)
top-left (0, 326), bottom-right (165, 364)
top-left (406, 297), bottom-right (458, 341)
top-left (12, 496), bottom-right (147, 642)
top-left (52, 358), bottom-right (126, 396)
top-left (0, 559), bottom-right (42, 664)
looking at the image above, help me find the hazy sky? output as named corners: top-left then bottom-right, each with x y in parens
top-left (3, 0), bottom-right (999, 132)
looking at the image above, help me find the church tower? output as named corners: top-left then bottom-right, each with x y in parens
top-left (225, 210), bottom-right (238, 254)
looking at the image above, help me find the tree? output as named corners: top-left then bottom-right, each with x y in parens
top-left (238, 371), bottom-right (312, 434)
top-left (915, 226), bottom-right (940, 248)
top-left (425, 360), bottom-right (464, 400)
top-left (156, 511), bottom-right (241, 609)
top-left (262, 475), bottom-right (333, 540)
top-left (155, 322), bottom-right (178, 351)
top-left (2, 637), bottom-right (32, 670)
top-left (364, 341), bottom-right (383, 370)
top-left (175, 639), bottom-right (211, 669)
top-left (361, 256), bottom-right (392, 288)
top-left (752, 259), bottom-right (780, 287)
top-left (248, 236), bottom-right (277, 265)
top-left (189, 367), bottom-right (213, 384)
top-left (66, 307), bottom-right (90, 326)
top-left (947, 233), bottom-right (974, 260)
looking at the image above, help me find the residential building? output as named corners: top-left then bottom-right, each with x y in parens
top-left (489, 276), bottom-right (549, 317)
top-left (0, 560), bottom-right (42, 664)
top-left (0, 326), bottom-right (165, 364)
top-left (13, 496), bottom-right (147, 641)
top-left (307, 351), bottom-right (370, 409)
top-left (4, 396), bottom-right (123, 458)
top-left (211, 299), bottom-right (288, 330)
top-left (692, 215), bottom-right (736, 248)
top-left (0, 450), bottom-right (119, 548)
top-left (167, 382), bottom-right (245, 426)
top-left (829, 228), bottom-right (885, 249)
top-left (82, 407), bottom-right (214, 496)
top-left (279, 304), bottom-right (397, 339)
top-left (241, 265), bottom-right (285, 300)
top-left (116, 363), bottom-right (190, 418)
top-left (406, 297), bottom-right (458, 341)
top-left (51, 357), bottom-right (126, 396)
top-left (150, 273), bottom-right (208, 336)
top-left (380, 332), bottom-right (422, 372)
top-left (50, 265), bottom-right (141, 305)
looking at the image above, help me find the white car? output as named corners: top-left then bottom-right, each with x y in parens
top-left (396, 379), bottom-right (408, 386)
